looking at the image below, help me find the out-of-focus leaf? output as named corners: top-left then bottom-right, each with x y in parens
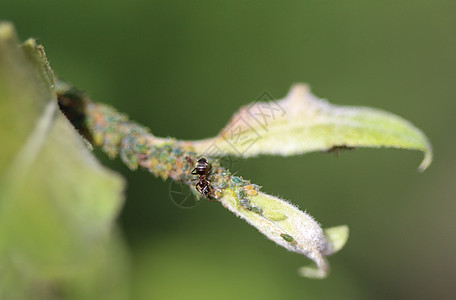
top-left (0, 23), bottom-right (128, 299)
top-left (193, 84), bottom-right (432, 171)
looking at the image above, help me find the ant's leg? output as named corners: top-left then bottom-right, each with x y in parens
top-left (185, 156), bottom-right (194, 166)
top-left (205, 184), bottom-right (219, 202)
top-left (196, 181), bottom-right (207, 196)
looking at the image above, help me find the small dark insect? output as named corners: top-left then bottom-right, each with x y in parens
top-left (186, 157), bottom-right (215, 200)
top-left (325, 145), bottom-right (356, 155)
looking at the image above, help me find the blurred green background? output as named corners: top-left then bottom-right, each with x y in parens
top-left (2, 0), bottom-right (455, 299)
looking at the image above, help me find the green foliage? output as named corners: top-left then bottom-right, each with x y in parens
top-left (0, 23), bottom-right (128, 299)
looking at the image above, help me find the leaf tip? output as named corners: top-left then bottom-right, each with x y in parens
top-left (298, 263), bottom-right (329, 279)
top-left (324, 225), bottom-right (349, 254)
top-left (418, 143), bottom-right (433, 172)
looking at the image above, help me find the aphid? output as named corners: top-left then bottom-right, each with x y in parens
top-left (251, 206), bottom-right (262, 214)
top-left (239, 198), bottom-right (262, 214)
top-left (231, 176), bottom-right (243, 186)
top-left (240, 198), bottom-right (253, 210)
top-left (246, 190), bottom-right (258, 196)
top-left (187, 157), bottom-right (215, 200)
top-left (244, 184), bottom-right (255, 190)
top-left (218, 181), bottom-right (228, 189)
top-left (280, 233), bottom-right (295, 243)
top-left (237, 189), bottom-right (246, 199)
top-left (244, 186), bottom-right (258, 196)
top-left (172, 147), bottom-right (183, 156)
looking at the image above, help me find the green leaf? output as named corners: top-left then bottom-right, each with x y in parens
top-left (0, 23), bottom-right (128, 299)
top-left (193, 84), bottom-right (432, 171)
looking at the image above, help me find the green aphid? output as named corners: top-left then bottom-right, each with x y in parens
top-left (251, 206), bottom-right (263, 214)
top-left (167, 156), bottom-right (176, 164)
top-left (231, 176), bottom-right (243, 186)
top-left (107, 132), bottom-right (121, 145)
top-left (159, 150), bottom-right (169, 161)
top-left (237, 189), bottom-right (246, 199)
top-left (240, 198), bottom-right (253, 211)
top-left (122, 133), bottom-right (133, 143)
top-left (120, 149), bottom-right (139, 170)
top-left (252, 184), bottom-right (261, 191)
top-left (153, 145), bottom-right (162, 154)
top-left (172, 147), bottom-right (183, 156)
top-left (104, 145), bottom-right (118, 159)
top-left (134, 142), bottom-right (149, 153)
top-left (222, 171), bottom-right (231, 177)
top-left (218, 181), bottom-right (228, 189)
top-left (161, 144), bottom-right (173, 153)
top-left (105, 115), bottom-right (115, 122)
top-left (187, 151), bottom-right (197, 158)
top-left (280, 233), bottom-right (295, 243)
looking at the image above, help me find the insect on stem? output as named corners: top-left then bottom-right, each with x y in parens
top-left (187, 157), bottom-right (218, 201)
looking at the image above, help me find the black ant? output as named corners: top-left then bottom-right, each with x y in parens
top-left (186, 157), bottom-right (215, 200)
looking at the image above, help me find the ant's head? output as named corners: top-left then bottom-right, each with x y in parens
top-left (197, 157), bottom-right (208, 164)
